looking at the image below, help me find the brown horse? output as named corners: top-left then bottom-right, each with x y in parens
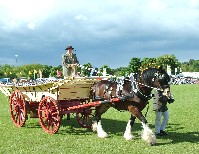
top-left (91, 67), bottom-right (171, 145)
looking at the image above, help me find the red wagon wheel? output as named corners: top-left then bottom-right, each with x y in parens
top-left (76, 107), bottom-right (95, 128)
top-left (38, 96), bottom-right (60, 134)
top-left (10, 90), bottom-right (27, 127)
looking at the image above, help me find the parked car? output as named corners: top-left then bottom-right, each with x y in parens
top-left (0, 78), bottom-right (11, 84)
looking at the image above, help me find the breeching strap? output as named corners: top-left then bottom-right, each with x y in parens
top-left (144, 103), bottom-right (150, 117)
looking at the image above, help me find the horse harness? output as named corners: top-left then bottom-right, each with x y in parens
top-left (93, 70), bottom-right (166, 103)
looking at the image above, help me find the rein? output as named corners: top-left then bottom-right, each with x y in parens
top-left (130, 73), bottom-right (163, 101)
top-left (144, 102), bottom-right (150, 117)
top-left (137, 82), bottom-right (163, 91)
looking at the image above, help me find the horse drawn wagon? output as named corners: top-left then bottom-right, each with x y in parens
top-left (0, 67), bottom-right (172, 145)
top-left (0, 76), bottom-right (116, 134)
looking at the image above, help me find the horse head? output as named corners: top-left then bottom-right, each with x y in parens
top-left (131, 66), bottom-right (171, 101)
top-left (139, 66), bottom-right (172, 100)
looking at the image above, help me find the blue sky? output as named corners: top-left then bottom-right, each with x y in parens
top-left (1, 0), bottom-right (199, 68)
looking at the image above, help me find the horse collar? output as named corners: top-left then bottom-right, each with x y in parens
top-left (130, 76), bottom-right (152, 101)
top-left (134, 81), bottom-right (152, 101)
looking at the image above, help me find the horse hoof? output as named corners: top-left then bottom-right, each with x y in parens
top-left (98, 132), bottom-right (108, 138)
top-left (124, 134), bottom-right (133, 140)
top-left (150, 142), bottom-right (156, 146)
top-left (92, 121), bottom-right (98, 132)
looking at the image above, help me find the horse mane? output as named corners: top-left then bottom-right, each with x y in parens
top-left (140, 67), bottom-right (170, 86)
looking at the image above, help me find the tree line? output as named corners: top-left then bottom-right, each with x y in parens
top-left (0, 54), bottom-right (199, 79)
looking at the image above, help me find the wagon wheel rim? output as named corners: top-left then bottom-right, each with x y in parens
top-left (10, 90), bottom-right (26, 127)
top-left (76, 107), bottom-right (95, 128)
top-left (38, 96), bottom-right (60, 134)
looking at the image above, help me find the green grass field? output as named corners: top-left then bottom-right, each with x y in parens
top-left (0, 84), bottom-right (199, 154)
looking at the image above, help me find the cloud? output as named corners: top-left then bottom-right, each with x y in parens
top-left (190, 0), bottom-right (199, 6)
top-left (0, 0), bottom-right (54, 31)
top-left (27, 22), bottom-right (36, 30)
top-left (74, 14), bottom-right (88, 21)
top-left (0, 0), bottom-right (199, 68)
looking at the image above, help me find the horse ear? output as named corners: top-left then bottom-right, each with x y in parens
top-left (158, 66), bottom-right (163, 70)
top-left (158, 66), bottom-right (166, 74)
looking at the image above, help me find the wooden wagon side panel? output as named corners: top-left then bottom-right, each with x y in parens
top-left (12, 83), bottom-right (58, 101)
top-left (0, 85), bottom-right (13, 97)
top-left (58, 84), bottom-right (92, 100)
top-left (56, 78), bottom-right (104, 100)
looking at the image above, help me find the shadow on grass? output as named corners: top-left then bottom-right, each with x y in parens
top-left (23, 116), bottom-right (199, 145)
top-left (155, 123), bottom-right (199, 144)
top-left (58, 115), bottom-right (146, 137)
top-left (169, 131), bottom-right (199, 144)
top-left (23, 118), bottom-right (41, 128)
top-left (59, 118), bottom-right (199, 144)
top-left (23, 114), bottom-right (154, 137)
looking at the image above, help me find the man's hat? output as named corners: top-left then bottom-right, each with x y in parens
top-left (65, 46), bottom-right (74, 50)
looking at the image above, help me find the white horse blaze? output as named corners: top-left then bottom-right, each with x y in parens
top-left (123, 120), bottom-right (134, 140)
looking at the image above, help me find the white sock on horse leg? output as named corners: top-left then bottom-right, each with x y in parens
top-left (124, 120), bottom-right (133, 140)
top-left (92, 121), bottom-right (97, 132)
top-left (141, 122), bottom-right (156, 145)
top-left (97, 120), bottom-right (108, 138)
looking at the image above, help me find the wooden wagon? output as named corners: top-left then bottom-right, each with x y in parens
top-left (0, 77), bottom-right (113, 134)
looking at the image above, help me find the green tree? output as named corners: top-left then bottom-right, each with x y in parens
top-left (42, 65), bottom-right (52, 78)
top-left (181, 59), bottom-right (199, 72)
top-left (1, 64), bottom-right (15, 78)
top-left (99, 65), bottom-right (114, 76)
top-left (113, 67), bottom-right (129, 76)
top-left (128, 57), bottom-right (141, 73)
top-left (81, 63), bottom-right (92, 77)
top-left (156, 54), bottom-right (180, 74)
top-left (0, 65), bottom-right (3, 78)
top-left (52, 65), bottom-right (63, 78)
top-left (141, 58), bottom-right (157, 69)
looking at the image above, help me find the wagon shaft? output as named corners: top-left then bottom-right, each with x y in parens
top-left (67, 97), bottom-right (121, 111)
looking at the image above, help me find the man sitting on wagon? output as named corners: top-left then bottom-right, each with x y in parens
top-left (62, 45), bottom-right (79, 120)
top-left (62, 45), bottom-right (79, 78)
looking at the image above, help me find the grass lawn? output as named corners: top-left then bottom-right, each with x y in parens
top-left (0, 84), bottom-right (199, 154)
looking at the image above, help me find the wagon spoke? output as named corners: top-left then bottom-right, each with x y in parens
top-left (15, 113), bottom-right (19, 122)
top-left (82, 115), bottom-right (88, 125)
top-left (47, 120), bottom-right (51, 129)
top-left (76, 107), bottom-right (95, 128)
top-left (20, 110), bottom-right (25, 121)
top-left (10, 90), bottom-right (26, 127)
top-left (38, 96), bottom-right (60, 134)
top-left (85, 116), bottom-right (90, 125)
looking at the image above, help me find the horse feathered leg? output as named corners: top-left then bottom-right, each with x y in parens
top-left (96, 120), bottom-right (108, 138)
top-left (128, 105), bottom-right (156, 145)
top-left (92, 104), bottom-right (110, 138)
top-left (124, 115), bottom-right (135, 140)
top-left (92, 121), bottom-right (98, 132)
top-left (141, 122), bottom-right (156, 145)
